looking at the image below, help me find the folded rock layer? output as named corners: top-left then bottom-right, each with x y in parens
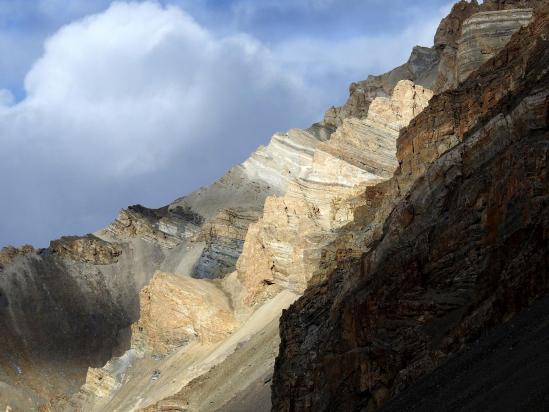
top-left (272, 5), bottom-right (549, 411)
top-left (0, 1), bottom-right (543, 411)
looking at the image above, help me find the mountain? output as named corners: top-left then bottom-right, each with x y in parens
top-left (272, 2), bottom-right (549, 411)
top-left (0, 1), bottom-right (546, 411)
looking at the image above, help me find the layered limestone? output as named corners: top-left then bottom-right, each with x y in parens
top-left (0, 109), bottom-right (327, 410)
top-left (0, 2), bottom-right (543, 411)
top-left (192, 208), bottom-right (262, 279)
top-left (322, 46), bottom-right (440, 128)
top-left (73, 79), bottom-right (432, 410)
top-left (322, 1), bottom-right (535, 131)
top-left (457, 9), bottom-right (533, 83)
top-left (101, 205), bottom-right (202, 249)
top-left (434, 0), bottom-right (536, 92)
top-left (272, 6), bottom-right (549, 411)
top-left (240, 128), bottom-right (323, 189)
top-left (237, 80), bottom-right (433, 305)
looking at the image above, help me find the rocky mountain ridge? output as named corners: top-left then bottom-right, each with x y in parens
top-left (0, 1), bottom-right (544, 411)
top-left (272, 3), bottom-right (549, 411)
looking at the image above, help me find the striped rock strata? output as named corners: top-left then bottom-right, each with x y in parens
top-left (272, 5), bottom-right (549, 411)
top-left (236, 80), bottom-right (433, 305)
top-left (0, 1), bottom-right (540, 411)
top-left (323, 0), bottom-right (536, 130)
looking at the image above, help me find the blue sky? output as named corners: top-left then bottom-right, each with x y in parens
top-left (0, 0), bottom-right (453, 247)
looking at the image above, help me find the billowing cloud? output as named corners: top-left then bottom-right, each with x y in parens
top-left (3, 2), bottom-right (314, 177)
top-left (0, 2), bottom-right (323, 246)
top-left (0, 1), bottom-right (449, 247)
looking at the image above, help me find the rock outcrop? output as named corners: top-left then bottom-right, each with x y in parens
top-left (0, 1), bottom-right (545, 411)
top-left (322, 47), bottom-right (439, 129)
top-left (456, 9), bottom-right (533, 83)
top-left (192, 208), bottom-right (262, 279)
top-left (272, 5), bottom-right (549, 411)
top-left (237, 80), bottom-right (433, 305)
top-left (0, 244), bottom-right (35, 268)
top-left (49, 235), bottom-right (122, 265)
top-left (321, 0), bottom-right (536, 131)
top-left (131, 272), bottom-right (238, 355)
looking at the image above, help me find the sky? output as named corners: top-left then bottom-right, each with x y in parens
top-left (0, 0), bottom-right (454, 247)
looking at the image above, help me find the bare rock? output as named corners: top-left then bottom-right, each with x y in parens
top-left (272, 7), bottom-right (549, 411)
top-left (103, 205), bottom-right (200, 249)
top-left (49, 235), bottom-right (121, 265)
top-left (322, 47), bottom-right (439, 128)
top-left (457, 8), bottom-right (533, 83)
top-left (0, 245), bottom-right (35, 269)
top-left (192, 208), bottom-right (262, 279)
top-left (237, 80), bottom-right (433, 306)
top-left (131, 272), bottom-right (238, 356)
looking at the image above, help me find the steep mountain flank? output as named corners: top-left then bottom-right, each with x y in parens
top-left (0, 128), bottom-right (313, 410)
top-left (137, 3), bottom-right (538, 409)
top-left (379, 295), bottom-right (549, 411)
top-left (272, 5), bottom-right (549, 411)
top-left (322, 0), bottom-right (537, 130)
top-left (135, 81), bottom-right (432, 412)
top-left (0, 1), bottom-right (542, 411)
top-left (237, 81), bottom-right (433, 305)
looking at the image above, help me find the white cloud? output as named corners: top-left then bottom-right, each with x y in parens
top-left (1, 2), bottom-right (314, 177)
top-left (0, 89), bottom-right (14, 107)
top-left (0, 1), bottom-right (322, 246)
top-left (273, 14), bottom-right (441, 82)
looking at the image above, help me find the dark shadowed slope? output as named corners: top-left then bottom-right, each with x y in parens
top-left (381, 295), bottom-right (549, 412)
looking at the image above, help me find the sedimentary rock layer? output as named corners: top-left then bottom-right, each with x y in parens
top-left (321, 0), bottom-right (536, 132)
top-left (236, 80), bottom-right (433, 305)
top-left (272, 6), bottom-right (549, 411)
top-left (457, 8), bottom-right (533, 83)
top-left (0, 1), bottom-right (543, 411)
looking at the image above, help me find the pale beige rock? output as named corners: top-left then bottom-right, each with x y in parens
top-left (241, 128), bottom-right (321, 190)
top-left (131, 272), bottom-right (238, 356)
top-left (237, 80), bottom-right (433, 304)
top-left (81, 367), bottom-right (121, 399)
top-left (457, 9), bottom-right (533, 83)
top-left (322, 47), bottom-right (439, 128)
top-left (73, 272), bottom-right (240, 409)
top-left (1, 4), bottom-right (537, 410)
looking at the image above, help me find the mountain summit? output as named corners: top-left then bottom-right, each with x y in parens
top-left (0, 1), bottom-right (547, 411)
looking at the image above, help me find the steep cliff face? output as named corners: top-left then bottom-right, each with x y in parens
top-left (0, 133), bottom-right (289, 410)
top-left (126, 78), bottom-right (437, 412)
top-left (456, 8), bottom-right (533, 83)
top-left (237, 81), bottom-right (433, 306)
top-left (321, 0), bottom-right (535, 131)
top-left (0, 1), bottom-right (543, 411)
top-left (272, 5), bottom-right (549, 411)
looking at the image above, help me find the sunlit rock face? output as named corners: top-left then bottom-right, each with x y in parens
top-left (236, 80), bottom-right (433, 305)
top-left (457, 8), bottom-right (533, 83)
top-left (272, 4), bottom-right (549, 411)
top-left (320, 0), bottom-right (535, 132)
top-left (0, 1), bottom-right (543, 411)
top-left (322, 47), bottom-right (440, 129)
top-left (131, 271), bottom-right (238, 355)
